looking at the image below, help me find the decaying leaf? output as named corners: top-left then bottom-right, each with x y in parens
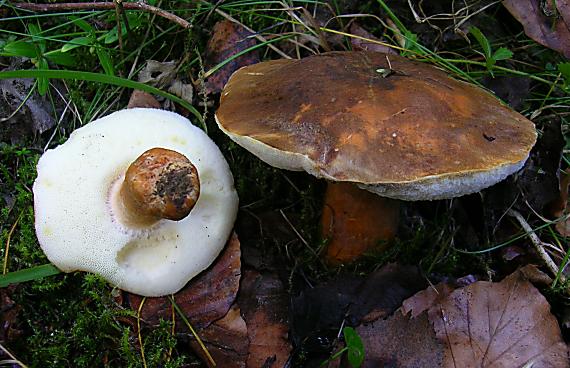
top-left (322, 182), bottom-right (400, 265)
top-left (503, 0), bottom-right (570, 58)
top-left (127, 233), bottom-right (241, 331)
top-left (137, 60), bottom-right (193, 105)
top-left (238, 270), bottom-right (291, 368)
top-left (189, 305), bottom-right (249, 368)
top-left (549, 168), bottom-right (570, 236)
top-left (349, 23), bottom-right (397, 54)
top-left (0, 286), bottom-right (21, 344)
top-left (291, 264), bottom-right (425, 366)
top-left (127, 90), bottom-right (161, 109)
top-left (138, 60), bottom-right (177, 87)
top-left (402, 268), bottom-right (569, 368)
top-left (517, 119), bottom-right (564, 213)
top-left (204, 20), bottom-right (259, 94)
top-left (357, 311), bottom-right (445, 367)
top-left (0, 77), bottom-right (56, 143)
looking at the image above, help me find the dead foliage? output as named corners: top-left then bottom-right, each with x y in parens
top-left (0, 76), bottom-right (56, 143)
top-left (291, 264), bottom-right (426, 365)
top-left (204, 20), bottom-right (259, 94)
top-left (503, 0), bottom-right (570, 58)
top-left (357, 266), bottom-right (569, 367)
top-left (238, 270), bottom-right (292, 368)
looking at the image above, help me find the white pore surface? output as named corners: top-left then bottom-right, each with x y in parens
top-left (34, 108), bottom-right (238, 296)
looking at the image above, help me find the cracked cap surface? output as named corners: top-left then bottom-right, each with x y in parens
top-left (215, 51), bottom-right (537, 200)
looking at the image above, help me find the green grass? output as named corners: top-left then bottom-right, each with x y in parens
top-left (1, 0), bottom-right (569, 366)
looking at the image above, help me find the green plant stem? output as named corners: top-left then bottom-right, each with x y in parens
top-left (444, 58), bottom-right (557, 87)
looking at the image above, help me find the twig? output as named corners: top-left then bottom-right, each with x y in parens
top-left (508, 209), bottom-right (564, 282)
top-left (10, 1), bottom-right (191, 29)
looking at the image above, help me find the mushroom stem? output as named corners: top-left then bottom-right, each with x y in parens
top-left (116, 148), bottom-right (200, 228)
top-left (322, 182), bottom-right (400, 265)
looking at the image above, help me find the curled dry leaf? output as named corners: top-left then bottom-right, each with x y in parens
top-left (503, 0), bottom-right (570, 58)
top-left (402, 267), bottom-right (569, 368)
top-left (204, 20), bottom-right (259, 94)
top-left (127, 232), bottom-right (241, 331)
top-left (238, 270), bottom-right (291, 368)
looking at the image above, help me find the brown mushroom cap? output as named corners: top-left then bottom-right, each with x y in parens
top-left (215, 51), bottom-right (537, 200)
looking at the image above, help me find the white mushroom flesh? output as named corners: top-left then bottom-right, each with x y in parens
top-left (33, 108), bottom-right (238, 296)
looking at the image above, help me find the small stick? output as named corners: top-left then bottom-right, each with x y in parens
top-left (11, 1), bottom-right (191, 29)
top-left (509, 209), bottom-right (564, 281)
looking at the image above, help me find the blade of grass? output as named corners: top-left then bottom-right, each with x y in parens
top-left (168, 295), bottom-right (216, 367)
top-left (0, 263), bottom-right (61, 287)
top-left (0, 69), bottom-right (205, 129)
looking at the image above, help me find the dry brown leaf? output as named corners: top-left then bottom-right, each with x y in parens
top-left (349, 23), bottom-right (397, 55)
top-left (127, 232), bottom-right (241, 330)
top-left (357, 311), bottom-right (445, 367)
top-left (322, 182), bottom-right (399, 265)
top-left (127, 90), bottom-right (161, 109)
top-left (404, 268), bottom-right (569, 368)
top-left (503, 0), bottom-right (570, 58)
top-left (204, 20), bottom-right (259, 94)
top-left (238, 270), bottom-right (291, 368)
top-left (189, 305), bottom-right (249, 368)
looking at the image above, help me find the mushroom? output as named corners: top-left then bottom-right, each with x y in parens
top-left (33, 108), bottom-right (238, 296)
top-left (214, 51), bottom-right (537, 263)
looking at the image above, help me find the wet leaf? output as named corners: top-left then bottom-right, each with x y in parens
top-left (404, 268), bottom-right (570, 368)
top-left (204, 20), bottom-right (259, 94)
top-left (127, 233), bottom-right (241, 331)
top-left (503, 0), bottom-right (570, 58)
top-left (238, 270), bottom-right (291, 368)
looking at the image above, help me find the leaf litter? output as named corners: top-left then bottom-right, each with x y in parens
top-left (358, 266), bottom-right (569, 367)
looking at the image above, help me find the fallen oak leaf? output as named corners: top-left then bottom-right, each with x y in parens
top-left (403, 267), bottom-right (569, 368)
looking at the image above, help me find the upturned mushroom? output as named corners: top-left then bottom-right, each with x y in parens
top-left (214, 51), bottom-right (537, 263)
top-left (33, 108), bottom-right (238, 296)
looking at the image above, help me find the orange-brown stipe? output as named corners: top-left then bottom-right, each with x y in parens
top-left (322, 182), bottom-right (400, 265)
top-left (216, 51), bottom-right (536, 184)
top-left (120, 148), bottom-right (200, 227)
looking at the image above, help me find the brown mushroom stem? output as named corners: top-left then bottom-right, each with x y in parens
top-left (321, 182), bottom-right (400, 265)
top-left (117, 147), bottom-right (200, 228)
